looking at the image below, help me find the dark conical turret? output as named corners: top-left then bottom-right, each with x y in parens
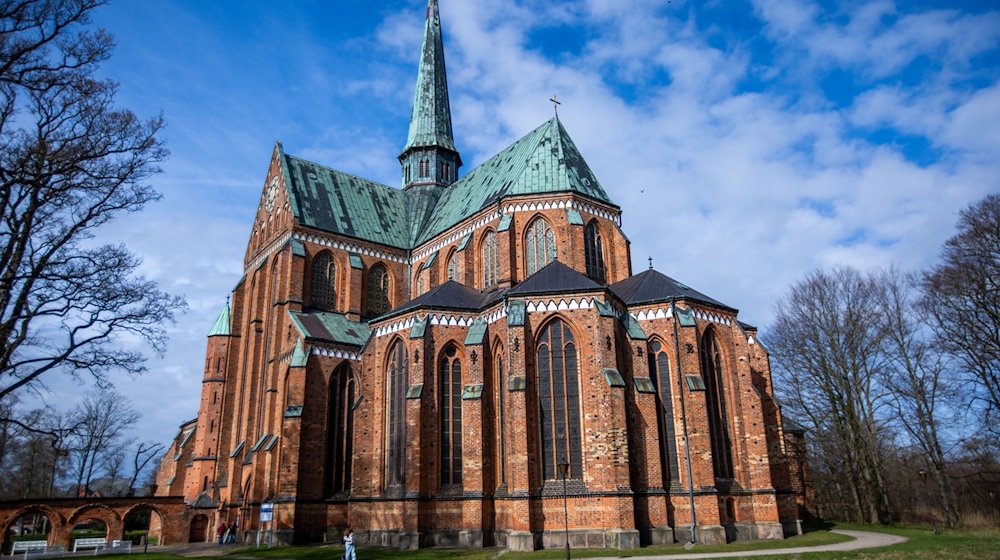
top-left (400, 0), bottom-right (461, 192)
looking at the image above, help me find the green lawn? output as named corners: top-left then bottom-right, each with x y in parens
top-left (125, 524), bottom-right (1000, 560)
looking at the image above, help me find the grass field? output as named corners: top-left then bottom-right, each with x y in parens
top-left (128, 523), bottom-right (1000, 560)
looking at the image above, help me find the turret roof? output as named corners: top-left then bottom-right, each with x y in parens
top-left (401, 0), bottom-right (457, 156)
top-left (208, 301), bottom-right (231, 336)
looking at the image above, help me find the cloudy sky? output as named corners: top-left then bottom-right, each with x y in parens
top-left (32, 0), bottom-right (997, 450)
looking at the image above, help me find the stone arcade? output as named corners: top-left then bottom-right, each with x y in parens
top-left (155, 0), bottom-right (813, 550)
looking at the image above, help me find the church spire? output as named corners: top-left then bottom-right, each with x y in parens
top-left (400, 0), bottom-right (461, 190)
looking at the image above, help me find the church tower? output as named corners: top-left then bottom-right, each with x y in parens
top-left (399, 0), bottom-right (461, 191)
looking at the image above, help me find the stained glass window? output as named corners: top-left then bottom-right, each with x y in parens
top-left (648, 340), bottom-right (679, 484)
top-left (526, 218), bottom-right (556, 275)
top-left (311, 252), bottom-right (336, 311)
top-left (447, 253), bottom-right (459, 282)
top-left (367, 263), bottom-right (390, 317)
top-left (584, 221), bottom-right (606, 283)
top-left (537, 319), bottom-right (582, 480)
top-left (387, 340), bottom-right (408, 486)
top-left (325, 364), bottom-right (354, 496)
top-left (700, 329), bottom-right (734, 479)
top-left (439, 345), bottom-right (463, 485)
top-left (481, 230), bottom-right (498, 289)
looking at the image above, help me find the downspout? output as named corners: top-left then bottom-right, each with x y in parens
top-left (671, 300), bottom-right (697, 544)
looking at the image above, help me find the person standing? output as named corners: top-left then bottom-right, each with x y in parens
top-left (342, 526), bottom-right (356, 560)
top-left (216, 522), bottom-right (227, 545)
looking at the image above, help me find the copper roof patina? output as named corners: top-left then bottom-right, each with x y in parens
top-left (401, 0), bottom-right (458, 157)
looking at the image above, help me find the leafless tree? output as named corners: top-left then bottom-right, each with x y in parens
top-left (66, 389), bottom-right (138, 496)
top-left (0, 0), bottom-right (185, 406)
top-left (922, 194), bottom-right (1000, 436)
top-left (766, 267), bottom-right (894, 524)
top-left (127, 440), bottom-right (164, 496)
top-left (877, 268), bottom-right (959, 527)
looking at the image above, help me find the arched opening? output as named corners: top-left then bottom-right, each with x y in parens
top-left (584, 220), bottom-right (606, 283)
top-left (481, 230), bottom-right (498, 289)
top-left (2, 510), bottom-right (53, 553)
top-left (649, 339), bottom-right (680, 485)
top-left (310, 251), bottom-right (337, 311)
top-left (700, 328), bottom-right (734, 479)
top-left (446, 250), bottom-right (459, 282)
top-left (367, 263), bottom-right (390, 317)
top-left (525, 217), bottom-right (556, 276)
top-left (439, 343), bottom-right (463, 487)
top-left (71, 518), bottom-right (107, 542)
top-left (386, 339), bottom-right (408, 488)
top-left (536, 318), bottom-right (582, 480)
top-left (325, 363), bottom-right (355, 497)
top-left (188, 514), bottom-right (209, 543)
top-left (123, 506), bottom-right (163, 546)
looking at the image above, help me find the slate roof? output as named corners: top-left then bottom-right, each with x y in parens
top-left (610, 268), bottom-right (735, 312)
top-left (383, 280), bottom-right (492, 320)
top-left (508, 260), bottom-right (602, 296)
top-left (402, 0), bottom-right (457, 156)
top-left (288, 310), bottom-right (371, 347)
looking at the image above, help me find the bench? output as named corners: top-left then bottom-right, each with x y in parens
top-left (72, 538), bottom-right (106, 553)
top-left (10, 541), bottom-right (47, 556)
top-left (109, 540), bottom-right (131, 553)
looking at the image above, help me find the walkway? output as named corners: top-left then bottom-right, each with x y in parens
top-left (594, 530), bottom-right (907, 559)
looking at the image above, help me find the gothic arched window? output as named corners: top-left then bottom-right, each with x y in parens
top-left (536, 319), bottom-right (582, 480)
top-left (367, 263), bottom-right (390, 317)
top-left (525, 218), bottom-right (556, 276)
top-left (481, 230), bottom-right (498, 289)
top-left (325, 364), bottom-right (354, 496)
top-left (447, 252), bottom-right (458, 282)
top-left (584, 221), bottom-right (606, 283)
top-left (387, 339), bottom-right (408, 486)
top-left (311, 252), bottom-right (336, 311)
top-left (700, 329), bottom-right (734, 479)
top-left (648, 340), bottom-right (679, 484)
top-left (439, 345), bottom-right (463, 486)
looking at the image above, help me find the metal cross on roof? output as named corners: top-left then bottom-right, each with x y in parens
top-left (550, 95), bottom-right (561, 116)
top-left (648, 256), bottom-right (653, 269)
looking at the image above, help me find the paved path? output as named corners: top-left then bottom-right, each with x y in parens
top-left (589, 530), bottom-right (907, 559)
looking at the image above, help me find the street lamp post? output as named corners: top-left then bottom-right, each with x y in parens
top-left (558, 462), bottom-right (570, 560)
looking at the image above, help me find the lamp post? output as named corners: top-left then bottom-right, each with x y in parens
top-left (918, 468), bottom-right (938, 534)
top-left (558, 462), bottom-right (570, 560)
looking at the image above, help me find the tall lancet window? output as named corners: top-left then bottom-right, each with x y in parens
top-left (648, 340), bottom-right (679, 484)
top-left (439, 345), bottom-right (463, 486)
top-left (481, 230), bottom-right (498, 289)
top-left (325, 364), bottom-right (354, 496)
top-left (386, 340), bottom-right (408, 487)
top-left (447, 252), bottom-right (459, 282)
top-left (584, 220), bottom-right (606, 283)
top-left (700, 328), bottom-right (734, 479)
top-left (525, 218), bottom-right (556, 275)
top-left (537, 319), bottom-right (582, 480)
top-left (311, 252), bottom-right (336, 311)
top-left (367, 263), bottom-right (390, 317)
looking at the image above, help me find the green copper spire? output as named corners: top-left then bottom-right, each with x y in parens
top-left (401, 0), bottom-right (458, 156)
top-left (208, 299), bottom-right (231, 337)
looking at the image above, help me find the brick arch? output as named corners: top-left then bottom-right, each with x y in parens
top-left (0, 504), bottom-right (62, 547)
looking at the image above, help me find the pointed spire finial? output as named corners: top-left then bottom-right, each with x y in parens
top-left (648, 256), bottom-right (653, 270)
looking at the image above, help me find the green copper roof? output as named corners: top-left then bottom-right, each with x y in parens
top-left (288, 310), bottom-right (371, 347)
top-left (415, 117), bottom-right (614, 244)
top-left (402, 0), bottom-right (457, 156)
top-left (290, 338), bottom-right (308, 367)
top-left (208, 301), bottom-right (231, 336)
top-left (282, 149), bottom-right (410, 249)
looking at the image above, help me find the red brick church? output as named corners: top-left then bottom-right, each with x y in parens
top-left (155, 0), bottom-right (813, 550)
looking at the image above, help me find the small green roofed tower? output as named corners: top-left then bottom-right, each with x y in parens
top-left (400, 0), bottom-right (461, 191)
top-left (208, 299), bottom-right (231, 337)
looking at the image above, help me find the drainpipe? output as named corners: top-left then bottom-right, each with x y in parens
top-left (671, 301), bottom-right (697, 544)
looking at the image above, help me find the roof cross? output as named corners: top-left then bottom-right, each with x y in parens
top-left (549, 95), bottom-right (561, 117)
top-left (648, 256), bottom-right (653, 270)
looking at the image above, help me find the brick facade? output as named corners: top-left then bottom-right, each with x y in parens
top-left (155, 0), bottom-right (812, 550)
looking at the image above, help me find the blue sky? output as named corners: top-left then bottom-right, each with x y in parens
top-left (32, 0), bottom-right (998, 450)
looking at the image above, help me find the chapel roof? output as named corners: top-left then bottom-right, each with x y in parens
top-left (382, 280), bottom-right (498, 320)
top-left (507, 260), bottom-right (602, 296)
top-left (610, 268), bottom-right (735, 312)
top-left (288, 310), bottom-right (372, 347)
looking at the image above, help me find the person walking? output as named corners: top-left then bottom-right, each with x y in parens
top-left (216, 522), bottom-right (227, 545)
top-left (227, 518), bottom-right (239, 544)
top-left (342, 525), bottom-right (356, 560)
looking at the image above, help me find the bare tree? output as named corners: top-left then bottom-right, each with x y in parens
top-left (127, 441), bottom-right (164, 496)
top-left (0, 0), bottom-right (185, 404)
top-left (66, 389), bottom-right (138, 496)
top-left (765, 267), bottom-right (894, 524)
top-left (878, 268), bottom-right (959, 527)
top-left (922, 194), bottom-right (1000, 435)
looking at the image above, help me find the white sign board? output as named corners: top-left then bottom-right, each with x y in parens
top-left (259, 502), bottom-right (274, 523)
